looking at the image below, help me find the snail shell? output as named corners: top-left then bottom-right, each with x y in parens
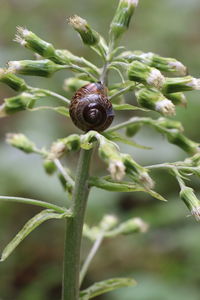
top-left (69, 82), bottom-right (114, 132)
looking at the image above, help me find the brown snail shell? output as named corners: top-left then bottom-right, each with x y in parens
top-left (69, 82), bottom-right (114, 132)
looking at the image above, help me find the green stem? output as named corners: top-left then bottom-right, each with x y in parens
top-left (79, 232), bottom-right (104, 287)
top-left (62, 148), bottom-right (93, 300)
top-left (0, 196), bottom-right (66, 213)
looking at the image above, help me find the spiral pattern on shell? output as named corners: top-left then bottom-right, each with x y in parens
top-left (69, 82), bottom-right (114, 132)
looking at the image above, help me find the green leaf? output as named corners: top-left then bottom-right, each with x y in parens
top-left (0, 209), bottom-right (69, 262)
top-left (113, 103), bottom-right (148, 111)
top-left (89, 177), bottom-right (167, 201)
top-left (80, 277), bottom-right (137, 299)
top-left (29, 106), bottom-right (69, 117)
top-left (104, 132), bottom-right (151, 149)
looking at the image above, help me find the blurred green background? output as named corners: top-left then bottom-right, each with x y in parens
top-left (0, 0), bottom-right (200, 299)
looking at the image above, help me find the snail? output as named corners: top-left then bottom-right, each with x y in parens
top-left (69, 82), bottom-right (114, 132)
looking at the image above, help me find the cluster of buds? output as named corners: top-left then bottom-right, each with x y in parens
top-left (120, 51), bottom-right (187, 75)
top-left (6, 133), bottom-right (37, 154)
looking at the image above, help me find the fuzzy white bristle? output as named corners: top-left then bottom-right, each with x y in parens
top-left (186, 78), bottom-right (200, 90)
top-left (147, 68), bottom-right (165, 89)
top-left (108, 160), bottom-right (126, 181)
top-left (168, 61), bottom-right (187, 76)
top-left (7, 61), bottom-right (21, 72)
top-left (68, 15), bottom-right (87, 30)
top-left (133, 218), bottom-right (149, 233)
top-left (155, 99), bottom-right (176, 116)
top-left (191, 207), bottom-right (200, 221)
top-left (124, 0), bottom-right (139, 6)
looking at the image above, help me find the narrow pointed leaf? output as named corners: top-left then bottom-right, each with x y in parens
top-left (0, 209), bottom-right (70, 262)
top-left (113, 103), bottom-right (148, 111)
top-left (80, 277), bottom-right (137, 299)
top-left (29, 105), bottom-right (69, 116)
top-left (104, 132), bottom-right (151, 149)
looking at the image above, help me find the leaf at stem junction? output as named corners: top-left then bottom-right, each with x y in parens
top-left (79, 277), bottom-right (137, 299)
top-left (89, 176), bottom-right (167, 201)
top-left (0, 209), bottom-right (70, 262)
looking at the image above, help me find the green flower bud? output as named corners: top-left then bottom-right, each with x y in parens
top-left (8, 59), bottom-right (66, 77)
top-left (166, 130), bottom-right (199, 155)
top-left (6, 133), bottom-right (36, 153)
top-left (99, 215), bottom-right (118, 231)
top-left (60, 134), bottom-right (81, 152)
top-left (43, 159), bottom-right (57, 175)
top-left (0, 68), bottom-right (27, 91)
top-left (165, 92), bottom-right (187, 106)
top-left (162, 76), bottom-right (200, 94)
top-left (180, 187), bottom-right (200, 221)
top-left (128, 61), bottom-right (165, 89)
top-left (136, 88), bottom-right (175, 116)
top-left (120, 51), bottom-right (187, 75)
top-left (15, 27), bottom-right (56, 58)
top-left (110, 0), bottom-right (139, 40)
top-left (68, 15), bottom-right (100, 46)
top-left (122, 154), bottom-right (154, 189)
top-left (116, 218), bottom-right (148, 234)
top-left (3, 91), bottom-right (45, 114)
top-left (126, 124), bottom-right (142, 137)
top-left (63, 77), bottom-right (89, 93)
top-left (156, 117), bottom-right (184, 132)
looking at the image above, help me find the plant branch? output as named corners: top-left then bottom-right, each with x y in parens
top-left (54, 158), bottom-right (75, 188)
top-left (79, 232), bottom-right (104, 287)
top-left (0, 196), bottom-right (67, 213)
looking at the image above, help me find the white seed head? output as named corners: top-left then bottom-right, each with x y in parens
top-left (191, 207), bottom-right (200, 221)
top-left (147, 68), bottom-right (165, 89)
top-left (133, 217), bottom-right (149, 233)
top-left (100, 215), bottom-right (118, 230)
top-left (68, 15), bottom-right (87, 31)
top-left (108, 160), bottom-right (126, 181)
top-left (50, 141), bottom-right (66, 158)
top-left (140, 172), bottom-right (154, 189)
top-left (186, 78), bottom-right (200, 90)
top-left (123, 0), bottom-right (139, 6)
top-left (155, 99), bottom-right (176, 116)
top-left (7, 61), bottom-right (21, 72)
top-left (168, 61), bottom-right (187, 76)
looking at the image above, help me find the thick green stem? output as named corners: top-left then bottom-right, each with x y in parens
top-left (62, 148), bottom-right (93, 300)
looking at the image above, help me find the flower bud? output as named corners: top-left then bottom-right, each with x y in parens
top-left (110, 0), bottom-right (139, 40)
top-left (126, 123), bottom-right (142, 137)
top-left (43, 159), bottom-right (57, 175)
top-left (120, 51), bottom-right (187, 75)
top-left (63, 77), bottom-right (89, 93)
top-left (162, 76), bottom-right (200, 94)
top-left (128, 61), bottom-right (165, 89)
top-left (180, 187), bottom-right (200, 221)
top-left (108, 160), bottom-right (126, 181)
top-left (156, 117), bottom-right (184, 132)
top-left (136, 88), bottom-right (176, 116)
top-left (49, 141), bottom-right (66, 159)
top-left (60, 134), bottom-right (81, 152)
top-left (122, 154), bottom-right (154, 189)
top-left (0, 68), bottom-right (27, 91)
top-left (15, 27), bottom-right (56, 58)
top-left (68, 15), bottom-right (100, 46)
top-left (99, 215), bottom-right (118, 231)
top-left (117, 218), bottom-right (148, 234)
top-left (3, 91), bottom-right (45, 114)
top-left (166, 130), bottom-right (199, 155)
top-left (8, 59), bottom-right (66, 77)
top-left (6, 133), bottom-right (36, 153)
top-left (165, 92), bottom-right (187, 106)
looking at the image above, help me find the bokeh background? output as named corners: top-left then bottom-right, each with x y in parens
top-left (0, 0), bottom-right (200, 299)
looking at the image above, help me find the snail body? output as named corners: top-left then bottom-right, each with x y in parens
top-left (69, 82), bottom-right (114, 132)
